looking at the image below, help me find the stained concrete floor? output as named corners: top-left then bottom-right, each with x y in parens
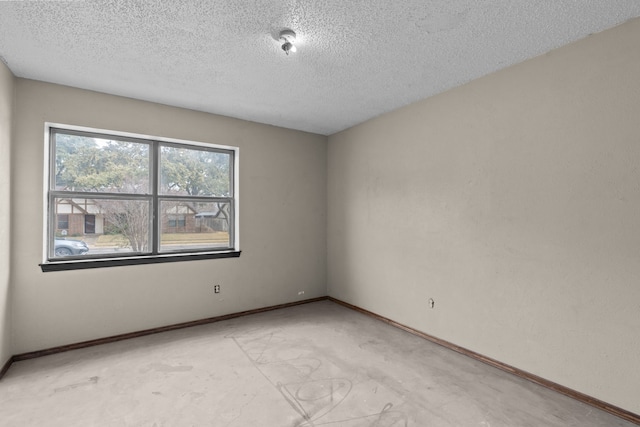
top-left (0, 300), bottom-right (634, 427)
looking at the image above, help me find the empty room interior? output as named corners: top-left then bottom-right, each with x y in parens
top-left (1, 1), bottom-right (639, 426)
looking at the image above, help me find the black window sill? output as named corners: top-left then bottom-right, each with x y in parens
top-left (40, 251), bottom-right (241, 272)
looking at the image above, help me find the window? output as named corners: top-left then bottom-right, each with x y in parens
top-left (167, 215), bottom-right (186, 228)
top-left (57, 214), bottom-right (69, 231)
top-left (43, 124), bottom-right (239, 271)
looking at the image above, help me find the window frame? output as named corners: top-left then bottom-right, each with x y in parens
top-left (41, 123), bottom-right (240, 272)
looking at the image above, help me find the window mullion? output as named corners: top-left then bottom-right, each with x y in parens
top-left (50, 190), bottom-right (149, 200)
top-left (151, 142), bottom-right (160, 255)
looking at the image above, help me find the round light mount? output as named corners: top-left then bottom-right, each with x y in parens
top-left (279, 29), bottom-right (297, 55)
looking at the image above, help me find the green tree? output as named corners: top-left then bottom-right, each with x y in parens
top-left (55, 136), bottom-right (149, 193)
top-left (160, 146), bottom-right (230, 196)
top-left (54, 134), bottom-right (99, 190)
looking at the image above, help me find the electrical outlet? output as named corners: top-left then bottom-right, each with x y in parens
top-left (428, 298), bottom-right (435, 308)
top-left (214, 285), bottom-right (220, 293)
top-left (298, 291), bottom-right (305, 296)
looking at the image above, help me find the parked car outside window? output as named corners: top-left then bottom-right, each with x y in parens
top-left (54, 238), bottom-right (89, 257)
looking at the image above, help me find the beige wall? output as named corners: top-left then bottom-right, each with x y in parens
top-left (12, 80), bottom-right (327, 354)
top-left (0, 60), bottom-right (14, 368)
top-left (328, 18), bottom-right (640, 413)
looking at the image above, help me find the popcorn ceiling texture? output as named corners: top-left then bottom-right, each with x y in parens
top-left (0, 0), bottom-right (639, 135)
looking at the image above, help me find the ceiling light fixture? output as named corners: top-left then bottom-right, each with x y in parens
top-left (279, 29), bottom-right (297, 55)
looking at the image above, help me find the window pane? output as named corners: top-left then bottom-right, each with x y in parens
top-left (159, 200), bottom-right (231, 252)
top-left (50, 197), bottom-right (150, 258)
top-left (54, 132), bottom-right (150, 194)
top-left (160, 146), bottom-right (231, 197)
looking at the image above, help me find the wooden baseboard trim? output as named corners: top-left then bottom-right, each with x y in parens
top-left (0, 356), bottom-right (14, 381)
top-left (9, 296), bottom-right (328, 364)
top-left (328, 297), bottom-right (640, 425)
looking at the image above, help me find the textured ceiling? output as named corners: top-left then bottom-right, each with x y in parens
top-left (1, 1), bottom-right (639, 135)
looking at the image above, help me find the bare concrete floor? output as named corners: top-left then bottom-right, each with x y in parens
top-left (0, 301), bottom-right (634, 426)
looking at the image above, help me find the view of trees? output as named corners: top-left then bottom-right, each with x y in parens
top-left (53, 132), bottom-right (231, 253)
top-left (54, 133), bottom-right (150, 194)
top-left (160, 146), bottom-right (230, 197)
